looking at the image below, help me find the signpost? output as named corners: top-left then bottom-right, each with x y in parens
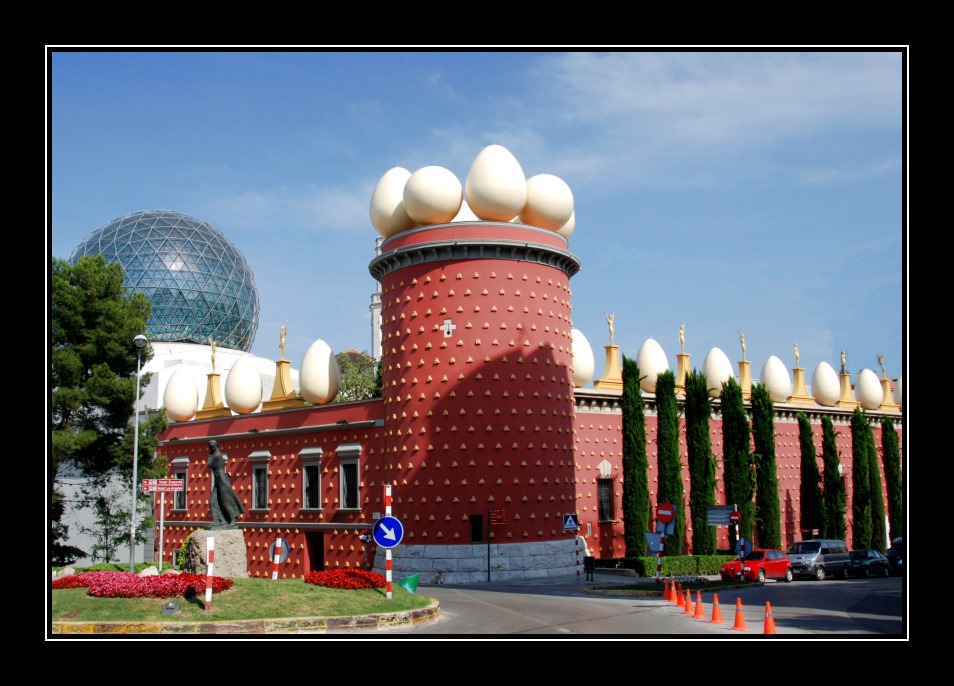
top-left (655, 503), bottom-right (675, 583)
top-left (374, 485), bottom-right (403, 599)
top-left (142, 479), bottom-right (184, 573)
top-left (563, 513), bottom-right (580, 531)
top-left (269, 537), bottom-right (290, 580)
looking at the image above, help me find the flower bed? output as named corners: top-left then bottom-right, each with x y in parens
top-left (52, 571), bottom-right (234, 598)
top-left (303, 569), bottom-right (386, 590)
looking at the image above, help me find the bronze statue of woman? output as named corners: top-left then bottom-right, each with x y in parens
top-left (208, 440), bottom-right (245, 529)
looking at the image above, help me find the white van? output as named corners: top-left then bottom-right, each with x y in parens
top-left (785, 539), bottom-right (850, 580)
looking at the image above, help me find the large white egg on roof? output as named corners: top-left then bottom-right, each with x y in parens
top-left (557, 210), bottom-right (576, 240)
top-left (855, 368), bottom-right (883, 409)
top-left (519, 173), bottom-right (574, 231)
top-left (636, 338), bottom-right (670, 392)
top-left (571, 328), bottom-right (595, 387)
top-left (371, 167), bottom-right (415, 238)
top-left (811, 361), bottom-right (840, 406)
top-left (300, 339), bottom-right (340, 404)
top-left (893, 374), bottom-right (902, 407)
top-left (702, 347), bottom-right (734, 397)
top-left (760, 355), bottom-right (792, 403)
top-left (163, 366), bottom-right (198, 422)
top-left (224, 354), bottom-right (263, 414)
top-left (403, 165), bottom-right (463, 225)
top-left (465, 144), bottom-right (527, 222)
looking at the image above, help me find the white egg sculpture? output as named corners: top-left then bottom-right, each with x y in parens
top-left (163, 366), bottom-right (198, 422)
top-left (571, 328), bottom-right (595, 387)
top-left (811, 361), bottom-right (840, 407)
top-left (403, 165), bottom-right (463, 225)
top-left (556, 210), bottom-right (576, 240)
top-left (370, 167), bottom-right (415, 238)
top-left (855, 368), bottom-right (883, 410)
top-left (636, 338), bottom-right (670, 393)
top-left (893, 374), bottom-right (902, 407)
top-left (452, 198), bottom-right (479, 222)
top-left (760, 355), bottom-right (792, 403)
top-left (702, 347), bottom-right (734, 397)
top-left (519, 173), bottom-right (574, 231)
top-left (300, 339), bottom-right (340, 405)
top-left (224, 354), bottom-right (263, 415)
top-left (465, 144), bottom-right (528, 222)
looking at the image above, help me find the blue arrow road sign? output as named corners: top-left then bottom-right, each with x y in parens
top-left (373, 516), bottom-right (404, 549)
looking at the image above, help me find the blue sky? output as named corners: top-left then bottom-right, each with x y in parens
top-left (49, 50), bottom-right (906, 388)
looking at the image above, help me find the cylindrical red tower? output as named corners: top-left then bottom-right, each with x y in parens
top-left (369, 222), bottom-right (582, 582)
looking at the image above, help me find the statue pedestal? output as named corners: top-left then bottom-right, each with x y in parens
top-left (787, 367), bottom-right (815, 405)
top-left (184, 529), bottom-right (248, 578)
top-left (835, 372), bottom-right (860, 409)
top-left (195, 372), bottom-right (232, 419)
top-left (676, 353), bottom-right (690, 396)
top-left (593, 345), bottom-right (623, 391)
top-left (878, 378), bottom-right (900, 412)
top-left (738, 361), bottom-right (752, 400)
top-left (262, 359), bottom-right (305, 411)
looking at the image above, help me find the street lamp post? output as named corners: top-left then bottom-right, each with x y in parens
top-left (129, 334), bottom-right (148, 573)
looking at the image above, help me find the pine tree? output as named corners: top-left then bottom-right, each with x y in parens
top-left (721, 378), bottom-right (754, 550)
top-left (867, 422), bottom-right (887, 552)
top-left (820, 416), bottom-right (846, 540)
top-left (750, 384), bottom-right (781, 549)
top-left (880, 418), bottom-right (903, 541)
top-left (621, 356), bottom-right (650, 558)
top-left (655, 370), bottom-right (684, 555)
top-left (796, 412), bottom-right (827, 537)
top-left (684, 370), bottom-right (716, 555)
top-left (850, 409), bottom-right (872, 550)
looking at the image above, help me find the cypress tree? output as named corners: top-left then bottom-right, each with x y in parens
top-left (621, 356), bottom-right (650, 558)
top-left (750, 383), bottom-right (781, 549)
top-left (684, 370), bottom-right (716, 555)
top-left (655, 370), bottom-right (684, 556)
top-left (866, 422), bottom-right (887, 552)
top-left (880, 418), bottom-right (903, 541)
top-left (721, 378), bottom-right (754, 550)
top-left (796, 412), bottom-right (827, 538)
top-left (820, 415), bottom-right (846, 540)
top-left (850, 409), bottom-right (872, 550)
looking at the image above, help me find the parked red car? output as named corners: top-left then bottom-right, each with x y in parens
top-left (720, 548), bottom-right (793, 583)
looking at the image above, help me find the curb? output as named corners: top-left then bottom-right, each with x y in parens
top-left (51, 599), bottom-right (442, 635)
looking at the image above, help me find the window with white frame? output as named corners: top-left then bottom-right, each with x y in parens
top-left (337, 444), bottom-right (361, 509)
top-left (171, 456), bottom-right (189, 510)
top-left (300, 447), bottom-right (323, 509)
top-left (249, 450), bottom-right (271, 510)
top-left (598, 477), bottom-right (616, 522)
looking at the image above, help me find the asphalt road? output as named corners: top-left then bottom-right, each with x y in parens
top-left (350, 572), bottom-right (906, 638)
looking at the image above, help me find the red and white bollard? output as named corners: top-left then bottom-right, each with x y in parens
top-left (656, 534), bottom-right (666, 583)
top-left (272, 538), bottom-right (284, 580)
top-left (385, 485), bottom-right (393, 600)
top-left (205, 536), bottom-right (215, 611)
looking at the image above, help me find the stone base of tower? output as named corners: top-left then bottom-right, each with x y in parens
top-left (373, 539), bottom-right (582, 585)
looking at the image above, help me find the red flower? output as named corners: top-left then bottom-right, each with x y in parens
top-left (303, 569), bottom-right (386, 590)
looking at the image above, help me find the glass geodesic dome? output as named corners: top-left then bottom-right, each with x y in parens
top-left (70, 210), bottom-right (260, 351)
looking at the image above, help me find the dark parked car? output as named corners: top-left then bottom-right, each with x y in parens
top-left (720, 548), bottom-right (793, 583)
top-left (886, 537), bottom-right (903, 575)
top-left (848, 549), bottom-right (891, 578)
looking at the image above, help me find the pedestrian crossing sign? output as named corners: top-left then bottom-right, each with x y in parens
top-left (563, 513), bottom-right (580, 531)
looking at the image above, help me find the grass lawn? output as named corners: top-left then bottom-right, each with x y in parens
top-left (51, 567), bottom-right (432, 624)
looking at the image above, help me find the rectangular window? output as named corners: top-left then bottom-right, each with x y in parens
top-left (341, 461), bottom-right (359, 509)
top-left (253, 466), bottom-right (268, 509)
top-left (598, 478), bottom-right (615, 522)
top-left (174, 470), bottom-right (187, 510)
top-left (299, 447), bottom-right (323, 510)
top-left (304, 465), bottom-right (321, 509)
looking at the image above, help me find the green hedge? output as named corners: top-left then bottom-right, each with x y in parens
top-left (594, 555), bottom-right (736, 576)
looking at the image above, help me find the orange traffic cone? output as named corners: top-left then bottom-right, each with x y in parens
top-left (683, 590), bottom-right (694, 615)
top-left (764, 601), bottom-right (776, 634)
top-left (675, 586), bottom-right (685, 609)
top-left (709, 593), bottom-right (725, 624)
top-left (731, 597), bottom-right (749, 631)
top-left (664, 579), bottom-right (672, 602)
top-left (693, 590), bottom-right (706, 618)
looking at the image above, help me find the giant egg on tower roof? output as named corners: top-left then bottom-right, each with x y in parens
top-left (371, 167), bottom-right (415, 238)
top-left (403, 166), bottom-right (462, 225)
top-left (760, 355), bottom-right (792, 403)
top-left (465, 144), bottom-right (528, 222)
top-left (163, 366), bottom-right (198, 422)
top-left (636, 338), bottom-right (669, 393)
top-left (811, 361), bottom-right (840, 407)
top-left (299, 339), bottom-right (340, 405)
top-left (224, 354), bottom-right (263, 414)
top-left (855, 368), bottom-right (883, 410)
top-left (571, 328), bottom-right (595, 387)
top-left (702, 347), bottom-right (734, 397)
top-left (519, 173), bottom-right (574, 231)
